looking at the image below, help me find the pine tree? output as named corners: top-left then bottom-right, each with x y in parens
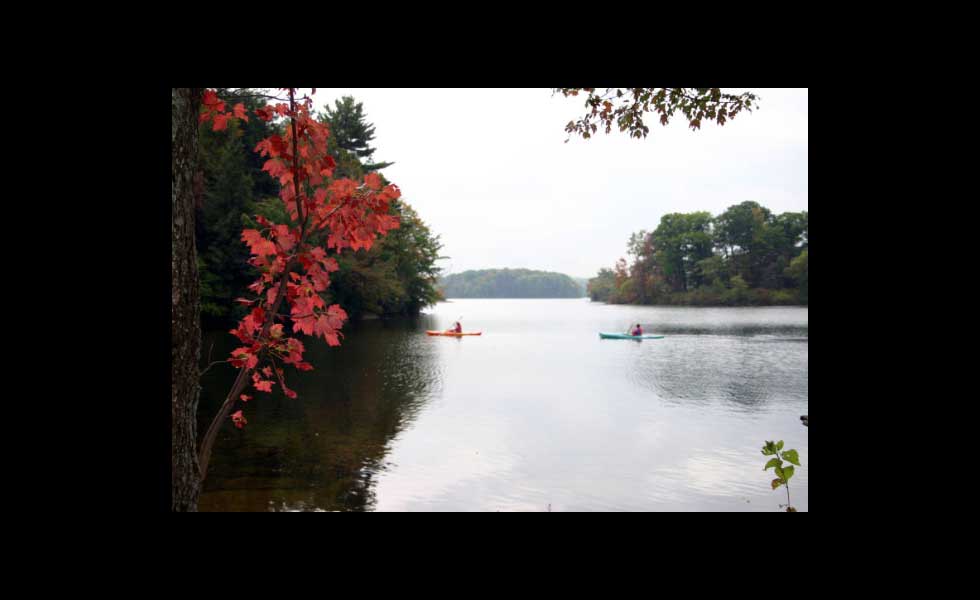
top-left (321, 96), bottom-right (394, 172)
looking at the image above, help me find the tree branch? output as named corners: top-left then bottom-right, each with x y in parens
top-left (217, 92), bottom-right (291, 103)
top-left (198, 342), bottom-right (226, 378)
top-left (198, 256), bottom-right (299, 481)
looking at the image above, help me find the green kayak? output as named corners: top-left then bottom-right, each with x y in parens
top-left (599, 332), bottom-right (665, 340)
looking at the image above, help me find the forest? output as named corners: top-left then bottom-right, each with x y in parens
top-left (195, 89), bottom-right (443, 327)
top-left (588, 201), bottom-right (808, 306)
top-left (439, 269), bottom-right (584, 298)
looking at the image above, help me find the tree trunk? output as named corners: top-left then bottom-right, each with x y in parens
top-left (172, 87), bottom-right (203, 512)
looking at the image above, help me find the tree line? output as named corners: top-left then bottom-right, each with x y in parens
top-left (440, 269), bottom-right (584, 298)
top-left (195, 89), bottom-right (443, 328)
top-left (588, 201), bottom-right (807, 306)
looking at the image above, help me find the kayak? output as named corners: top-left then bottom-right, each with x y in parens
top-left (599, 332), bottom-right (665, 340)
top-left (426, 331), bottom-right (482, 336)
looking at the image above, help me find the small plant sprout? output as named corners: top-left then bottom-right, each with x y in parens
top-left (761, 440), bottom-right (802, 512)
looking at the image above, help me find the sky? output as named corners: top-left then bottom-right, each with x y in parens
top-left (299, 88), bottom-right (808, 280)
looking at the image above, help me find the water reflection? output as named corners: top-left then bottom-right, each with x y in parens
top-left (197, 301), bottom-right (808, 511)
top-left (628, 333), bottom-right (809, 411)
top-left (198, 316), bottom-right (442, 512)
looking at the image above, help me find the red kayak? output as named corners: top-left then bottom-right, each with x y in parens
top-left (426, 331), bottom-right (482, 336)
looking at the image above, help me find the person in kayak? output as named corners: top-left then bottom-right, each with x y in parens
top-left (631, 323), bottom-right (643, 336)
top-left (447, 321), bottom-right (462, 334)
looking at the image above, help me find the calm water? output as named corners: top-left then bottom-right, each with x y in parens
top-left (198, 299), bottom-right (808, 511)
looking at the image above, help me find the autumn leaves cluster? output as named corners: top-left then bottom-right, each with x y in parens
top-left (200, 88), bottom-right (402, 428)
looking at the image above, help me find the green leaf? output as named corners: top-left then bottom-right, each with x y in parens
top-left (782, 465), bottom-right (794, 482)
top-left (776, 440), bottom-right (784, 451)
top-left (764, 458), bottom-right (781, 471)
top-left (781, 449), bottom-right (801, 466)
top-left (771, 478), bottom-right (783, 490)
top-left (774, 465), bottom-right (785, 480)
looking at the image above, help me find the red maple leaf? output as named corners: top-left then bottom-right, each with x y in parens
top-left (309, 268), bottom-right (330, 291)
top-left (293, 313), bottom-right (317, 336)
top-left (262, 158), bottom-right (289, 180)
top-left (313, 315), bottom-right (334, 341)
top-left (229, 327), bottom-right (251, 344)
top-left (364, 172), bottom-right (382, 191)
top-left (274, 224), bottom-right (295, 252)
top-left (212, 112), bottom-right (232, 131)
top-left (254, 106), bottom-right (274, 121)
top-left (252, 372), bottom-right (275, 393)
top-left (230, 347), bottom-right (258, 369)
top-left (202, 90), bottom-right (225, 111)
top-left (321, 257), bottom-right (339, 272)
top-left (233, 103), bottom-right (250, 122)
top-left (231, 410), bottom-right (247, 429)
top-left (242, 229), bottom-right (277, 256)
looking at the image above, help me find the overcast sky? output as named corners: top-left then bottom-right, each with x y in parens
top-left (300, 88), bottom-right (808, 280)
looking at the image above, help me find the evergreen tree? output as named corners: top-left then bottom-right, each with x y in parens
top-left (320, 96), bottom-right (394, 172)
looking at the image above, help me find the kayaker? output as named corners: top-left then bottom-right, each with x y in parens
top-left (449, 321), bottom-right (462, 334)
top-left (631, 323), bottom-right (643, 336)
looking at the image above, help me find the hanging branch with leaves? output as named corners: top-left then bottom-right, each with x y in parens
top-left (195, 87), bottom-right (401, 481)
top-left (556, 88), bottom-right (759, 141)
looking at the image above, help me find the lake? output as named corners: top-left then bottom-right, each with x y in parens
top-left (198, 299), bottom-right (808, 511)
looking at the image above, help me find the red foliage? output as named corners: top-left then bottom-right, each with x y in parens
top-left (202, 88), bottom-right (402, 428)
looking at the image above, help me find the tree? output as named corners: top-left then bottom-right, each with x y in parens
top-left (651, 212), bottom-right (713, 292)
top-left (557, 88), bottom-right (759, 141)
top-left (193, 88), bottom-right (403, 482)
top-left (786, 249), bottom-right (808, 304)
top-left (695, 255), bottom-right (729, 291)
top-left (590, 202), bottom-right (808, 306)
top-left (376, 200), bottom-right (444, 314)
top-left (439, 269), bottom-right (581, 298)
top-left (713, 201), bottom-right (772, 286)
top-left (612, 258), bottom-right (633, 303)
top-left (587, 268), bottom-right (616, 302)
top-left (626, 230), bottom-right (653, 303)
top-left (196, 116), bottom-right (258, 323)
top-left (172, 87), bottom-right (204, 511)
top-left (195, 91), bottom-right (441, 330)
top-left (290, 147), bottom-right (441, 318)
top-left (196, 89), bottom-right (283, 326)
top-left (321, 96), bottom-right (393, 172)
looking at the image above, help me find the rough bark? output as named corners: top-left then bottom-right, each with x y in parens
top-left (172, 87), bottom-right (203, 511)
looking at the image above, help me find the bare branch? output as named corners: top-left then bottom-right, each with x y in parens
top-left (199, 359), bottom-right (229, 379)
